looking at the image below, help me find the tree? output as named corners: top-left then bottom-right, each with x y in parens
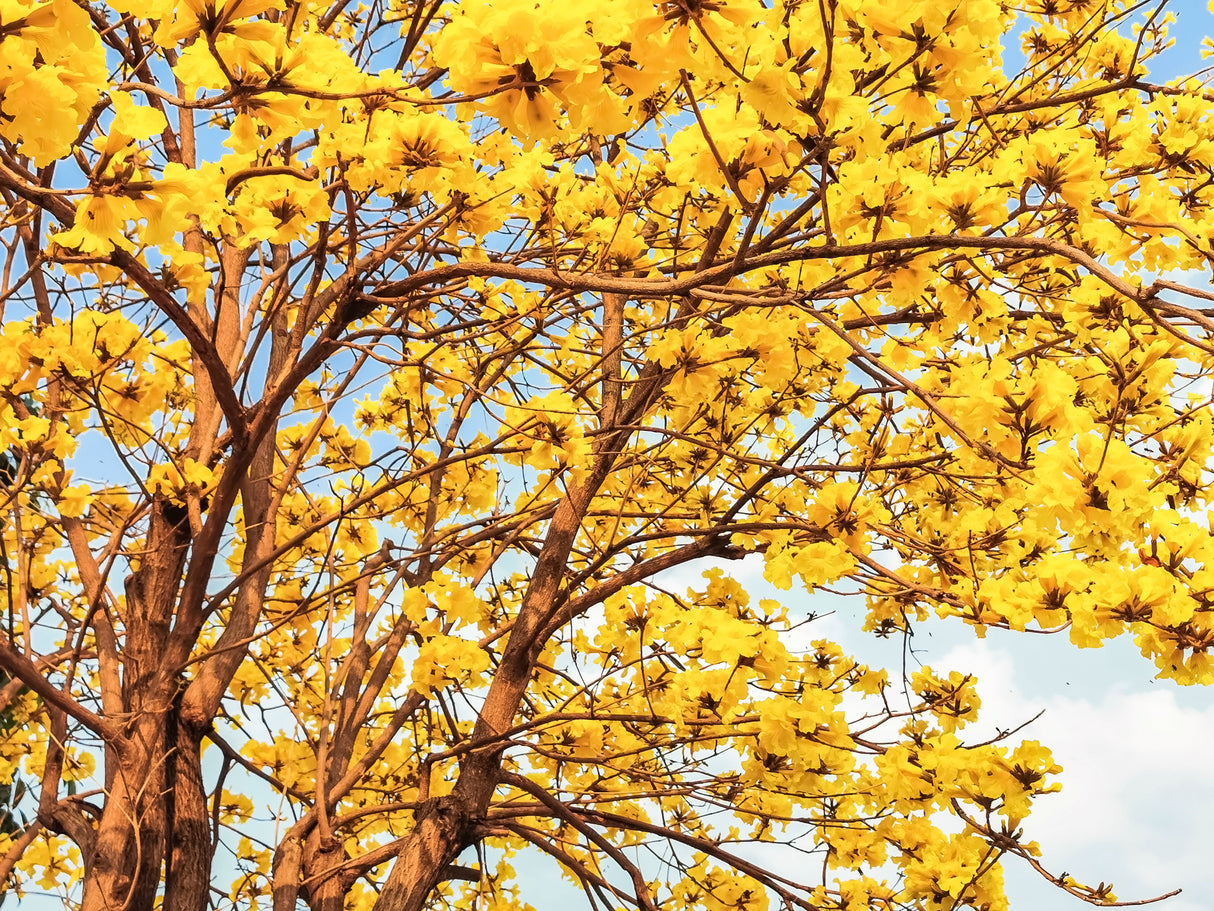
top-left (0, 0), bottom-right (1211, 908)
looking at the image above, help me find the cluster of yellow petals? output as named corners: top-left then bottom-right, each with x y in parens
top-left (0, 0), bottom-right (1212, 908)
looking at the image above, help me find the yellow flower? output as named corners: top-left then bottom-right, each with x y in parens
top-left (147, 458), bottom-right (216, 502)
top-left (153, 0), bottom-right (282, 46)
top-left (410, 635), bottom-right (491, 696)
top-left (57, 483), bottom-right (93, 518)
top-left (104, 91), bottom-right (167, 155)
top-left (54, 195), bottom-right (139, 254)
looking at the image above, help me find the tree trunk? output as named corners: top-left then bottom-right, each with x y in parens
top-left (80, 728), bottom-right (165, 911)
top-left (301, 828), bottom-right (352, 911)
top-left (372, 797), bottom-right (472, 911)
top-left (164, 713), bottom-right (212, 911)
top-left (81, 496), bottom-right (195, 911)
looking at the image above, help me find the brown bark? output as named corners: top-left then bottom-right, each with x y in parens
top-left (81, 733), bottom-right (165, 911)
top-left (163, 710), bottom-right (211, 911)
top-left (600, 292), bottom-right (625, 429)
top-left (79, 490), bottom-right (196, 911)
top-left (372, 796), bottom-right (473, 911)
top-left (272, 834), bottom-right (304, 911)
top-left (301, 828), bottom-right (352, 911)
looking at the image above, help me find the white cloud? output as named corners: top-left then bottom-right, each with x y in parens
top-left (935, 639), bottom-right (1214, 911)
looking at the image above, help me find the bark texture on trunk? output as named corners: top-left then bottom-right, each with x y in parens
top-left (81, 731), bottom-right (165, 911)
top-left (301, 828), bottom-right (354, 911)
top-left (373, 797), bottom-right (473, 911)
top-left (164, 713), bottom-right (211, 911)
top-left (78, 495), bottom-right (213, 911)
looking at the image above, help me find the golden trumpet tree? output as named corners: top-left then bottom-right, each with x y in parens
top-left (0, 0), bottom-right (1212, 909)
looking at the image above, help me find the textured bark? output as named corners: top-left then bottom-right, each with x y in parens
top-left (600, 292), bottom-right (625, 428)
top-left (301, 828), bottom-right (352, 911)
top-left (373, 797), bottom-right (472, 911)
top-left (121, 501), bottom-right (191, 708)
top-left (164, 716), bottom-right (212, 911)
top-left (272, 834), bottom-right (304, 911)
top-left (80, 496), bottom-right (193, 911)
top-left (80, 732), bottom-right (166, 911)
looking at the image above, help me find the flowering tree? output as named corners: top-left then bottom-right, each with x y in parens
top-left (0, 0), bottom-right (1211, 909)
